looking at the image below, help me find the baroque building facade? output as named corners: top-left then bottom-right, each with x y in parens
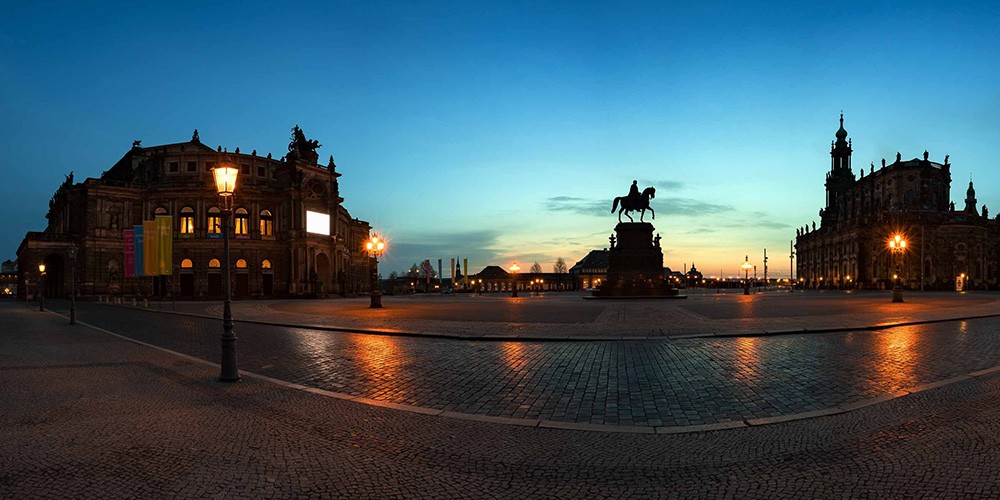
top-left (17, 127), bottom-right (372, 300)
top-left (795, 115), bottom-right (998, 290)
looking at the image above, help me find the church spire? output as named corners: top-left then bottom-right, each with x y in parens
top-left (965, 178), bottom-right (978, 214)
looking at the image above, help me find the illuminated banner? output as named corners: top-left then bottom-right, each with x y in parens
top-left (123, 229), bottom-right (135, 278)
top-left (306, 210), bottom-right (330, 236)
top-left (438, 259), bottom-right (442, 285)
top-left (156, 215), bottom-right (172, 275)
top-left (450, 258), bottom-right (455, 282)
top-left (425, 259), bottom-right (431, 286)
top-left (143, 220), bottom-right (157, 277)
top-left (133, 225), bottom-right (144, 277)
top-left (463, 258), bottom-right (468, 286)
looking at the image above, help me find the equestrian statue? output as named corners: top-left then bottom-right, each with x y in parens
top-left (612, 180), bottom-right (656, 223)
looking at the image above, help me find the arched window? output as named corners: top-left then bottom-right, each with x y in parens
top-left (180, 258), bottom-right (194, 269)
top-left (261, 259), bottom-right (272, 270)
top-left (180, 207), bottom-right (195, 235)
top-left (154, 207), bottom-right (168, 216)
top-left (260, 209), bottom-right (273, 237)
top-left (234, 208), bottom-right (249, 236)
top-left (235, 259), bottom-right (248, 269)
top-left (208, 258), bottom-right (221, 269)
top-left (207, 207), bottom-right (222, 234)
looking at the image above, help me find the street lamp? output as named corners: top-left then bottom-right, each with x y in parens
top-left (888, 234), bottom-right (907, 303)
top-left (365, 234), bottom-right (386, 308)
top-left (37, 262), bottom-right (45, 311)
top-left (69, 246), bottom-right (77, 325)
top-left (740, 256), bottom-right (752, 295)
top-left (509, 263), bottom-right (520, 297)
top-left (212, 161), bottom-right (240, 382)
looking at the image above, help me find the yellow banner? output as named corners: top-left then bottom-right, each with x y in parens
top-left (143, 220), bottom-right (157, 276)
top-left (156, 215), bottom-right (172, 276)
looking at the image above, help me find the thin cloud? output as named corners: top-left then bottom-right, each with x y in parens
top-left (546, 195), bottom-right (732, 218)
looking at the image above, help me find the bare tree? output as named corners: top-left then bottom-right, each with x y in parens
top-left (553, 257), bottom-right (567, 274)
top-left (530, 262), bottom-right (543, 274)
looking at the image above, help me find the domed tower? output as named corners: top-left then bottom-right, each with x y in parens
top-left (824, 113), bottom-right (856, 224)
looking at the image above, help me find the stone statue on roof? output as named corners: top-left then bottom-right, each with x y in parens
top-left (289, 125), bottom-right (321, 155)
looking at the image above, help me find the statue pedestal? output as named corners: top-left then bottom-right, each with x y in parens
top-left (591, 223), bottom-right (684, 298)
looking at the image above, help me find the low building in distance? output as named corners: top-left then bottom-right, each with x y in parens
top-left (17, 127), bottom-right (372, 300)
top-left (796, 115), bottom-right (997, 290)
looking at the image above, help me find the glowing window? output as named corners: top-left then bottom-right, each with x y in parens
top-left (180, 259), bottom-right (194, 269)
top-left (154, 207), bottom-right (168, 216)
top-left (235, 259), bottom-right (248, 269)
top-left (262, 259), bottom-right (272, 270)
top-left (306, 211), bottom-right (330, 236)
top-left (207, 207), bottom-right (222, 234)
top-left (234, 208), bottom-right (249, 235)
top-left (180, 207), bottom-right (195, 234)
top-left (208, 258), bottom-right (221, 269)
top-left (260, 210), bottom-right (273, 236)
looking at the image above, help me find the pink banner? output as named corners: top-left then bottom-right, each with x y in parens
top-left (123, 229), bottom-right (135, 278)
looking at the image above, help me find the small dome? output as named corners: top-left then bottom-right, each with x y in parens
top-left (835, 113), bottom-right (848, 140)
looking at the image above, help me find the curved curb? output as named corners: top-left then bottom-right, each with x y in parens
top-left (92, 301), bottom-right (1000, 342)
top-left (46, 308), bottom-right (1000, 435)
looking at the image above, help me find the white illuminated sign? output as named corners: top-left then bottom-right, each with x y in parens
top-left (306, 211), bottom-right (330, 236)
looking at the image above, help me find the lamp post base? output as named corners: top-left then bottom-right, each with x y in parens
top-left (370, 292), bottom-right (382, 308)
top-left (892, 284), bottom-right (904, 303)
top-left (743, 285), bottom-right (750, 295)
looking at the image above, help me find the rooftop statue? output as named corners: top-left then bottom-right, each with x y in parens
top-left (288, 125), bottom-right (321, 155)
top-left (611, 180), bottom-right (656, 223)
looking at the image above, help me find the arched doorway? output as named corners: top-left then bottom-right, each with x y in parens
top-left (261, 259), bottom-right (273, 296)
top-left (316, 253), bottom-right (331, 295)
top-left (42, 254), bottom-right (65, 298)
top-left (179, 258), bottom-right (195, 297)
top-left (235, 258), bottom-right (249, 298)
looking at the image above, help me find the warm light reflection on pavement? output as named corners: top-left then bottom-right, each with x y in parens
top-left (47, 301), bottom-right (1000, 427)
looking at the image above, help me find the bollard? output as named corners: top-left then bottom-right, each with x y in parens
top-left (143, 298), bottom-right (149, 308)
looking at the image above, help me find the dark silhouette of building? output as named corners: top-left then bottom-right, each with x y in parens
top-left (17, 127), bottom-right (372, 300)
top-left (569, 250), bottom-right (609, 289)
top-left (795, 115), bottom-right (998, 290)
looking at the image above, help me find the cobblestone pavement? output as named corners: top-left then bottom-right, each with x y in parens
top-left (136, 290), bottom-right (1000, 339)
top-left (37, 299), bottom-right (1000, 427)
top-left (3, 303), bottom-right (1000, 498)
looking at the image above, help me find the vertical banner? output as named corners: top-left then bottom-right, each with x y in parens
top-left (156, 215), bottom-right (172, 275)
top-left (450, 258), bottom-right (455, 284)
top-left (133, 225), bottom-right (145, 277)
top-left (123, 229), bottom-right (135, 278)
top-left (463, 258), bottom-right (469, 286)
top-left (143, 220), bottom-right (157, 277)
top-left (425, 259), bottom-right (431, 286)
top-left (438, 259), bottom-right (442, 287)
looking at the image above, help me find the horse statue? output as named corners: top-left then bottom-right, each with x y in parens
top-left (612, 186), bottom-right (656, 223)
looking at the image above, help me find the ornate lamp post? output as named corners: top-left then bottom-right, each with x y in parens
top-left (212, 162), bottom-right (240, 382)
top-left (889, 234), bottom-right (907, 303)
top-left (38, 263), bottom-right (45, 311)
top-left (69, 246), bottom-right (77, 325)
top-left (741, 256), bottom-right (752, 295)
top-left (509, 263), bottom-right (520, 297)
top-left (365, 234), bottom-right (386, 308)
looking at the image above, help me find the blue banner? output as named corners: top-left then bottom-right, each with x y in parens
top-left (133, 225), bottom-right (144, 277)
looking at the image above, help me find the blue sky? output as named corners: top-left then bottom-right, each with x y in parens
top-left (2, 1), bottom-right (999, 277)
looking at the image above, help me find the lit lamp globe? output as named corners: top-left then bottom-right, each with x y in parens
top-left (213, 164), bottom-right (239, 198)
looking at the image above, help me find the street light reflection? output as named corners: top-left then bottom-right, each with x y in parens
top-left (350, 334), bottom-right (405, 398)
top-left (867, 325), bottom-right (921, 393)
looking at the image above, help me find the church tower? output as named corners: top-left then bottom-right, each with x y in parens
top-left (824, 113), bottom-right (856, 224)
top-left (964, 180), bottom-right (978, 214)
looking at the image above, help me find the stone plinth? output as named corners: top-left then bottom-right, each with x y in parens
top-left (592, 222), bottom-right (683, 298)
